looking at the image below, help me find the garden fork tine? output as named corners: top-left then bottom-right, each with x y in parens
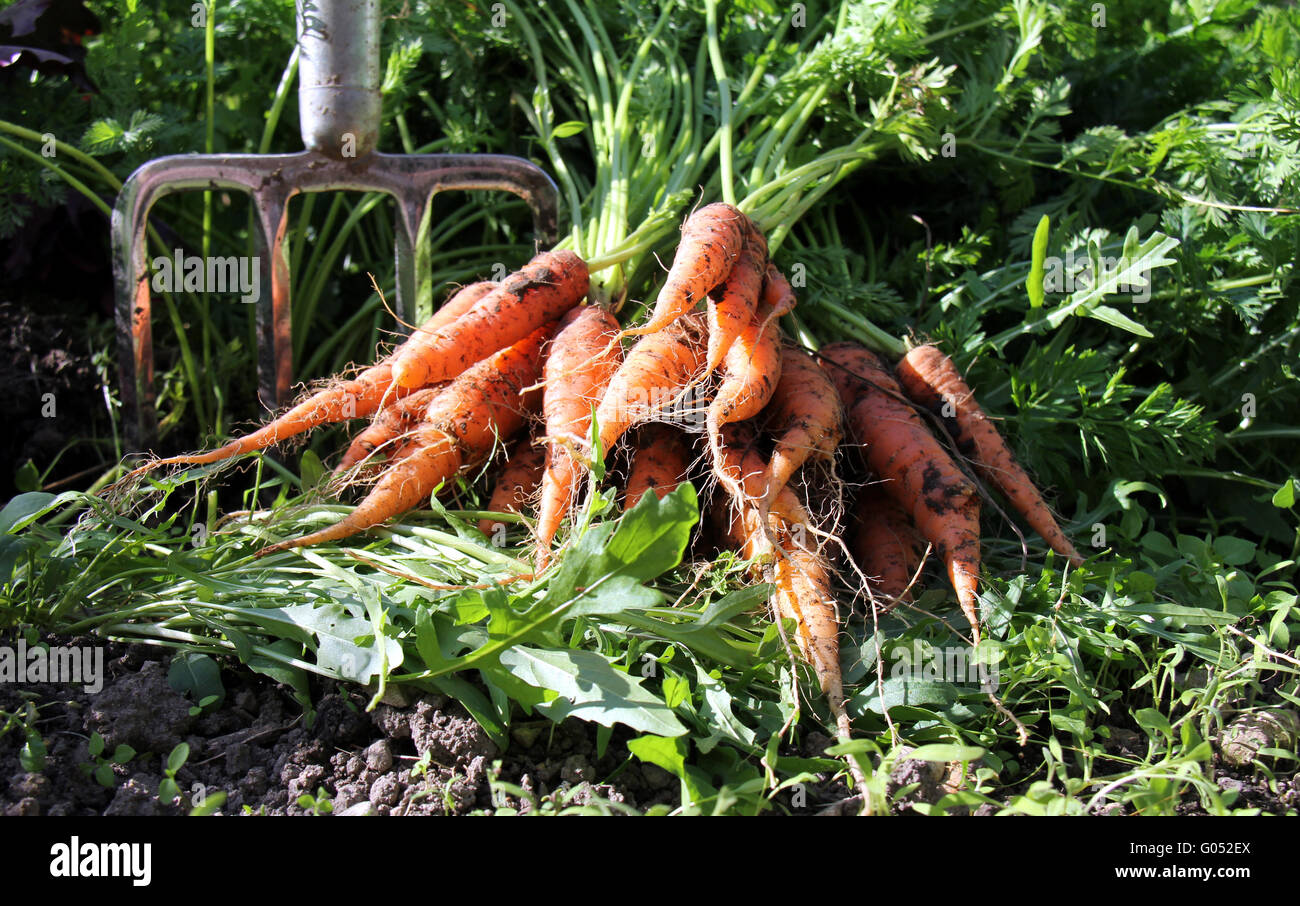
top-left (112, 0), bottom-right (559, 451)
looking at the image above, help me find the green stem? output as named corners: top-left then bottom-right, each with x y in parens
top-left (257, 45), bottom-right (300, 154)
top-left (705, 0), bottom-right (736, 207)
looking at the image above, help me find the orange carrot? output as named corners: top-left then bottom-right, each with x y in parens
top-left (534, 306), bottom-right (623, 569)
top-left (770, 527), bottom-right (847, 731)
top-left (622, 203), bottom-right (747, 337)
top-left (708, 297), bottom-right (783, 508)
top-left (721, 475), bottom-right (854, 759)
top-left (850, 484), bottom-right (924, 606)
top-left (896, 344), bottom-right (1083, 565)
top-left (125, 281), bottom-right (495, 476)
top-left (760, 264), bottom-right (797, 321)
top-left (595, 312), bottom-right (706, 456)
top-left (335, 386), bottom-right (443, 475)
top-left (705, 224), bottom-right (767, 372)
top-left (479, 443), bottom-right (546, 538)
top-left (761, 346), bottom-right (843, 510)
top-left (258, 324), bottom-right (553, 555)
top-left (821, 342), bottom-right (983, 642)
top-left (623, 424), bottom-right (691, 510)
top-left (391, 250), bottom-right (588, 390)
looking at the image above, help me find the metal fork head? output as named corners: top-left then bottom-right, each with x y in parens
top-left (111, 152), bottom-right (559, 451)
top-left (112, 0), bottom-right (560, 451)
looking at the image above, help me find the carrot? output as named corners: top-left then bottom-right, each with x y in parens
top-left (595, 312), bottom-right (706, 456)
top-left (419, 324), bottom-right (552, 452)
top-left (722, 477), bottom-right (856, 777)
top-left (821, 342), bottom-right (984, 642)
top-left (708, 297), bottom-right (783, 508)
top-left (770, 527), bottom-right (847, 734)
top-left (623, 424), bottom-right (691, 510)
top-left (761, 263), bottom-right (797, 320)
top-left (258, 324), bottom-right (553, 555)
top-left (621, 203), bottom-right (747, 338)
top-left (334, 386), bottom-right (443, 475)
top-left (534, 306), bottom-right (622, 569)
top-left (479, 443), bottom-right (546, 538)
top-left (850, 484), bottom-right (924, 606)
top-left (760, 346), bottom-right (843, 510)
top-left (896, 344), bottom-right (1084, 566)
top-left (714, 425), bottom-right (812, 529)
top-left (705, 223), bottom-right (767, 372)
top-left (391, 249), bottom-right (588, 390)
top-left (125, 281), bottom-right (495, 477)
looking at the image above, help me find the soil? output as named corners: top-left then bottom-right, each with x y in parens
top-left (1, 636), bottom-right (1294, 817)
top-left (0, 300), bottom-right (109, 500)
top-left (0, 637), bottom-right (860, 816)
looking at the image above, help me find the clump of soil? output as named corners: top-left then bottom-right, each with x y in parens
top-left (0, 639), bottom-right (691, 816)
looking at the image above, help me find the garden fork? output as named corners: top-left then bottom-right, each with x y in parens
top-left (111, 0), bottom-right (559, 450)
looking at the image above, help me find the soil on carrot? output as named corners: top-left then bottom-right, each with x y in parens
top-left (2, 636), bottom-right (1293, 816)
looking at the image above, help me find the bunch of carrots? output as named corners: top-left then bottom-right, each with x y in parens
top-left (124, 202), bottom-right (1083, 753)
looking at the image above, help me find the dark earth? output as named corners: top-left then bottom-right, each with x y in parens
top-left (2, 635), bottom-right (1294, 817)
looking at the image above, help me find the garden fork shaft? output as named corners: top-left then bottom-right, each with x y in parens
top-left (112, 0), bottom-right (559, 451)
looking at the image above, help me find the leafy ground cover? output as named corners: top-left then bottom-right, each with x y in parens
top-left (1, 0), bottom-right (1297, 814)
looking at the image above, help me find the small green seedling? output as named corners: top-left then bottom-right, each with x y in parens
top-left (189, 790), bottom-right (227, 816)
top-left (2, 704), bottom-right (47, 773)
top-left (81, 732), bottom-right (135, 788)
top-left (158, 742), bottom-right (189, 804)
top-left (188, 694), bottom-right (221, 717)
top-left (297, 787), bottom-right (333, 815)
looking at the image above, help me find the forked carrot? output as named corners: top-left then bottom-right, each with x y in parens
top-left (708, 297), bottom-right (783, 508)
top-left (391, 250), bottom-right (588, 390)
top-left (821, 342), bottom-right (984, 642)
top-left (334, 386), bottom-right (443, 475)
top-left (896, 344), bottom-right (1084, 565)
top-left (705, 223), bottom-right (767, 372)
top-left (760, 346), bottom-right (843, 510)
top-left (721, 470), bottom-right (857, 782)
top-left (621, 203), bottom-right (747, 338)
